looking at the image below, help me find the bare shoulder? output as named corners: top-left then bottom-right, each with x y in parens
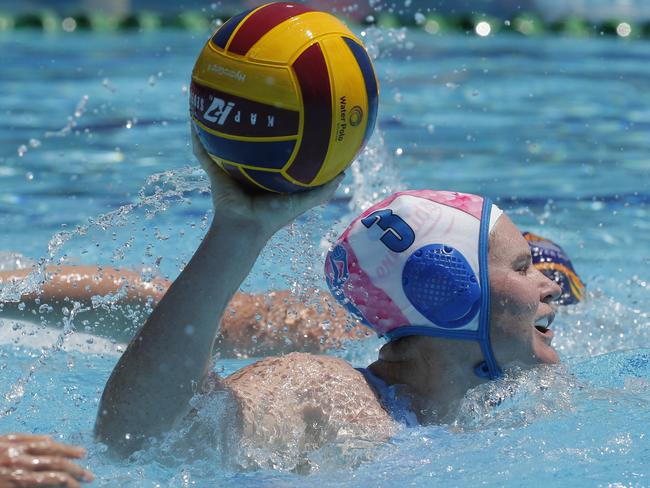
top-left (226, 352), bottom-right (362, 386)
top-left (223, 352), bottom-right (396, 449)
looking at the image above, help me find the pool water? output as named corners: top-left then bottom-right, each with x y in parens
top-left (1, 26), bottom-right (650, 486)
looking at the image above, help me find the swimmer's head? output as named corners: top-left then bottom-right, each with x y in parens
top-left (523, 232), bottom-right (585, 305)
top-left (325, 190), bottom-right (502, 378)
top-left (325, 190), bottom-right (562, 379)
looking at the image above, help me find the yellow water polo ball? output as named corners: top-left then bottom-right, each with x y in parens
top-left (190, 2), bottom-right (379, 193)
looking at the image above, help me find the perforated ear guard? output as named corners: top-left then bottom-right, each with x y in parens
top-left (383, 197), bottom-right (502, 380)
top-left (402, 244), bottom-right (480, 328)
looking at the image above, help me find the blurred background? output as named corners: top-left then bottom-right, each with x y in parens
top-left (1, 0), bottom-right (650, 23)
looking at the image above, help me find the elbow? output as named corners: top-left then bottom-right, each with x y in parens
top-left (94, 398), bottom-right (150, 457)
top-left (94, 409), bottom-right (147, 457)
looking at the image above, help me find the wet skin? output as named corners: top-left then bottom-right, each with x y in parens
top-left (488, 215), bottom-right (562, 368)
top-left (218, 215), bottom-right (566, 445)
top-left (96, 127), bottom-right (565, 460)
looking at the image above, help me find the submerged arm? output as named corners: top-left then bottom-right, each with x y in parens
top-left (218, 290), bottom-right (363, 357)
top-left (0, 266), bottom-right (168, 341)
top-left (1, 265), bottom-right (358, 355)
top-left (95, 127), bottom-right (341, 454)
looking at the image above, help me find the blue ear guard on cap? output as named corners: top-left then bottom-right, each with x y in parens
top-left (402, 245), bottom-right (481, 328)
top-left (386, 198), bottom-right (502, 380)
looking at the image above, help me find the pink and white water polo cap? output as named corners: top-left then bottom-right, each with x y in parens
top-left (325, 190), bottom-right (504, 379)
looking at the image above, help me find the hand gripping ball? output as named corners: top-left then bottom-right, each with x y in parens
top-left (190, 2), bottom-right (379, 193)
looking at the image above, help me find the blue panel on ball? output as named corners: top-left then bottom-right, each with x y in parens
top-left (402, 244), bottom-right (480, 329)
top-left (196, 125), bottom-right (295, 169)
top-left (342, 37), bottom-right (378, 146)
top-left (241, 168), bottom-right (307, 193)
top-left (220, 163), bottom-right (260, 191)
top-left (211, 8), bottom-right (253, 49)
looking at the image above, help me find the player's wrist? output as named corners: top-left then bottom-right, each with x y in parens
top-left (208, 212), bottom-right (274, 244)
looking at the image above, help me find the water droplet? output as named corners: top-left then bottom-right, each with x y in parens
top-left (426, 124), bottom-right (435, 134)
top-left (74, 95), bottom-right (88, 118)
top-left (395, 147), bottom-right (404, 156)
top-left (616, 22), bottom-right (632, 37)
top-left (425, 20), bottom-right (440, 34)
top-left (148, 75), bottom-right (156, 87)
top-left (414, 12), bottom-right (426, 25)
top-left (475, 21), bottom-right (491, 37)
top-left (62, 17), bottom-right (77, 32)
top-left (28, 138), bottom-right (41, 148)
top-left (125, 120), bottom-right (133, 129)
top-left (17, 145), bottom-right (27, 157)
top-left (101, 78), bottom-right (116, 93)
top-left (25, 171), bottom-right (34, 181)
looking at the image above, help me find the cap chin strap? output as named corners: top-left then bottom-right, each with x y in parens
top-left (473, 197), bottom-right (503, 380)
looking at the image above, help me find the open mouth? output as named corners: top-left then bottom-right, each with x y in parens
top-left (534, 315), bottom-right (554, 336)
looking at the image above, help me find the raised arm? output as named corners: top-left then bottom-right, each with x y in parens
top-left (94, 127), bottom-right (341, 453)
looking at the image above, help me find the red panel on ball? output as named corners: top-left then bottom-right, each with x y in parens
top-left (227, 2), bottom-right (313, 56)
top-left (287, 42), bottom-right (332, 184)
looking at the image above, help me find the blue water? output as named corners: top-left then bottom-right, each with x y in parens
top-left (1, 28), bottom-right (650, 486)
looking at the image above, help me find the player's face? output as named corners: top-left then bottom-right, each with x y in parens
top-left (488, 215), bottom-right (562, 368)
